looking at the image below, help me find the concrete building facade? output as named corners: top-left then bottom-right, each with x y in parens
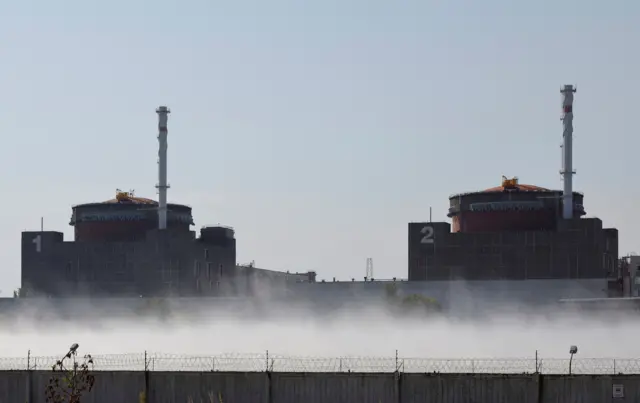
top-left (21, 227), bottom-right (236, 297)
top-left (20, 188), bottom-right (317, 298)
top-left (408, 218), bottom-right (618, 283)
top-left (21, 227), bottom-right (315, 298)
top-left (408, 176), bottom-right (619, 295)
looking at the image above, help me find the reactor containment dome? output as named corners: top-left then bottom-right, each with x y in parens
top-left (448, 176), bottom-right (586, 233)
top-left (69, 190), bottom-right (194, 242)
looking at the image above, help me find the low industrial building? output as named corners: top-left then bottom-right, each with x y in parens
top-left (407, 177), bottom-right (619, 301)
top-left (20, 106), bottom-right (316, 299)
top-left (20, 191), bottom-right (315, 298)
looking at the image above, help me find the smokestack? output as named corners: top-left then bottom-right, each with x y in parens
top-left (560, 85), bottom-right (576, 220)
top-left (156, 106), bottom-right (170, 230)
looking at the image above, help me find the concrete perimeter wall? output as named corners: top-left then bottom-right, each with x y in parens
top-left (4, 370), bottom-right (640, 403)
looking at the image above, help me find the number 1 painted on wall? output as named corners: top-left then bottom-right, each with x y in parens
top-left (32, 235), bottom-right (42, 253)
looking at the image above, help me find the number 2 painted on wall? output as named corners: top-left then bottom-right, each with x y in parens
top-left (32, 235), bottom-right (41, 253)
top-left (420, 226), bottom-right (434, 244)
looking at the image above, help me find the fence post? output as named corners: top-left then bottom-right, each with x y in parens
top-left (266, 350), bottom-right (269, 372)
top-left (536, 372), bottom-right (544, 403)
top-left (25, 350), bottom-right (32, 403)
top-left (143, 350), bottom-right (150, 403)
top-left (613, 359), bottom-right (616, 374)
top-left (395, 350), bottom-right (398, 372)
top-left (395, 350), bottom-right (402, 403)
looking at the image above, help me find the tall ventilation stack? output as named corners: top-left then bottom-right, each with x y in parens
top-left (156, 106), bottom-right (170, 230)
top-left (560, 85), bottom-right (576, 220)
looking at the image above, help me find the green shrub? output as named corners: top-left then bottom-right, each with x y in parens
top-left (45, 344), bottom-right (94, 403)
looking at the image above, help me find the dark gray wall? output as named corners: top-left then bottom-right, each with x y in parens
top-left (5, 371), bottom-right (640, 403)
top-left (21, 228), bottom-right (236, 297)
top-left (284, 278), bottom-right (608, 313)
top-left (0, 276), bottom-right (611, 317)
top-left (408, 218), bottom-right (618, 282)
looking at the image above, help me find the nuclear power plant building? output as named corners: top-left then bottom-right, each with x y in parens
top-left (20, 107), bottom-right (314, 297)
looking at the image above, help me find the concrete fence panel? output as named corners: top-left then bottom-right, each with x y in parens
top-left (29, 370), bottom-right (144, 403)
top-left (0, 371), bottom-right (28, 402)
top-left (543, 375), bottom-right (640, 403)
top-left (401, 373), bottom-right (540, 403)
top-left (270, 373), bottom-right (397, 403)
top-left (5, 370), bottom-right (640, 402)
top-left (148, 372), bottom-right (269, 403)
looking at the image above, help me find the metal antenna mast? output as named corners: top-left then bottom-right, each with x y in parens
top-left (366, 258), bottom-right (374, 280)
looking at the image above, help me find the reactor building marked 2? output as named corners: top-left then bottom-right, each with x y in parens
top-left (408, 85), bottom-right (619, 293)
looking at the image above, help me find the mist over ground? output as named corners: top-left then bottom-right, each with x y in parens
top-left (0, 297), bottom-right (635, 360)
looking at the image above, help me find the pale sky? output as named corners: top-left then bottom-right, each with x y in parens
top-left (0, 0), bottom-right (638, 294)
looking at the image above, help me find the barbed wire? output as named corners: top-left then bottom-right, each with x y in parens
top-left (2, 352), bottom-right (640, 374)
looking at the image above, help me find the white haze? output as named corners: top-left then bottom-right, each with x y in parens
top-left (0, 302), bottom-right (636, 360)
